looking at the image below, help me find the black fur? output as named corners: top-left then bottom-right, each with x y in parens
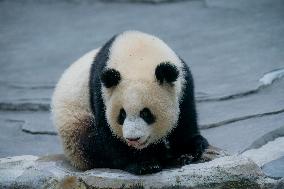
top-left (155, 62), bottom-right (179, 84)
top-left (101, 68), bottom-right (121, 88)
top-left (140, 108), bottom-right (156, 125)
top-left (84, 34), bottom-right (209, 175)
top-left (117, 108), bottom-right (126, 125)
top-left (167, 60), bottom-right (209, 160)
top-left (89, 35), bottom-right (117, 119)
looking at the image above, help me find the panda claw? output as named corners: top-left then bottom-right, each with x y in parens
top-left (176, 154), bottom-right (193, 166)
top-left (125, 161), bottom-right (162, 175)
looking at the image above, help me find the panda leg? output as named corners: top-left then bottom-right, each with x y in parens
top-left (165, 135), bottom-right (209, 167)
top-left (57, 113), bottom-right (95, 170)
top-left (189, 134), bottom-right (209, 162)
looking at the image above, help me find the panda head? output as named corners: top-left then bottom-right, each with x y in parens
top-left (100, 31), bottom-right (184, 149)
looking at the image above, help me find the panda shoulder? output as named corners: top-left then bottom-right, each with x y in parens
top-left (52, 48), bottom-right (100, 116)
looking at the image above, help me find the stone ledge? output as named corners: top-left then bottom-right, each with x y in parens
top-left (99, 0), bottom-right (189, 3)
top-left (0, 153), bottom-right (279, 189)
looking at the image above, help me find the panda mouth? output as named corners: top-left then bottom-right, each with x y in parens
top-left (126, 137), bottom-right (150, 148)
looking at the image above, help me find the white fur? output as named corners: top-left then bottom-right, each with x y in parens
top-left (122, 116), bottom-right (152, 148)
top-left (52, 48), bottom-right (99, 122)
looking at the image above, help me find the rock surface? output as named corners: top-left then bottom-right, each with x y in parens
top-left (262, 157), bottom-right (284, 179)
top-left (0, 0), bottom-right (284, 183)
top-left (0, 154), bottom-right (278, 189)
top-left (242, 137), bottom-right (284, 180)
top-left (201, 113), bottom-right (284, 153)
top-left (0, 118), bottom-right (62, 157)
top-left (242, 137), bottom-right (284, 167)
top-left (100, 0), bottom-right (185, 3)
top-left (198, 79), bottom-right (284, 129)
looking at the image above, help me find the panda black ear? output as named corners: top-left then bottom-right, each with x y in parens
top-left (155, 62), bottom-right (179, 85)
top-left (101, 68), bottom-right (121, 88)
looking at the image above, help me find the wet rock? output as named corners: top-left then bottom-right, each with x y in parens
top-left (0, 1), bottom-right (284, 180)
top-left (21, 113), bottom-right (57, 135)
top-left (242, 136), bottom-right (284, 180)
top-left (1, 0), bottom-right (284, 102)
top-left (262, 156), bottom-right (284, 179)
top-left (0, 84), bottom-right (52, 111)
top-left (246, 126), bottom-right (284, 151)
top-left (0, 111), bottom-right (57, 135)
top-left (0, 152), bottom-right (277, 189)
top-left (242, 137), bottom-right (284, 167)
top-left (201, 113), bottom-right (284, 153)
top-left (198, 79), bottom-right (284, 129)
top-left (0, 118), bottom-right (61, 158)
top-left (100, 0), bottom-right (186, 3)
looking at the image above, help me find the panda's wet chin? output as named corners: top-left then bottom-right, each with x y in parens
top-left (125, 136), bottom-right (150, 149)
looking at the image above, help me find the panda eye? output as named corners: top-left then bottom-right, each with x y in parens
top-left (140, 108), bottom-right (156, 125)
top-left (117, 108), bottom-right (126, 125)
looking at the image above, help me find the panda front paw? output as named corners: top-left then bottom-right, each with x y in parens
top-left (176, 154), bottom-right (193, 166)
top-left (190, 135), bottom-right (209, 162)
top-left (125, 161), bottom-right (162, 175)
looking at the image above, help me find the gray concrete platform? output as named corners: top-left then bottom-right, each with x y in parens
top-left (0, 0), bottom-right (283, 179)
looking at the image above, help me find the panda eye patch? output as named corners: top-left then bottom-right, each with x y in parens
top-left (117, 108), bottom-right (126, 125)
top-left (140, 108), bottom-right (156, 125)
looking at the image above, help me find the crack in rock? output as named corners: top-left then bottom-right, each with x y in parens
top-left (200, 108), bottom-right (284, 130)
top-left (0, 81), bottom-right (55, 90)
top-left (5, 119), bottom-right (25, 124)
top-left (196, 87), bottom-right (260, 102)
top-left (197, 67), bottom-right (284, 103)
top-left (3, 118), bottom-right (57, 135)
top-left (243, 126), bottom-right (284, 152)
top-left (21, 129), bottom-right (57, 135)
top-left (0, 102), bottom-right (50, 111)
top-left (99, 0), bottom-right (195, 3)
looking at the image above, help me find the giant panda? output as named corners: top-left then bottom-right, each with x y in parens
top-left (51, 30), bottom-right (209, 175)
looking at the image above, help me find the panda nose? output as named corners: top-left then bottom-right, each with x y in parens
top-left (126, 137), bottom-right (140, 142)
